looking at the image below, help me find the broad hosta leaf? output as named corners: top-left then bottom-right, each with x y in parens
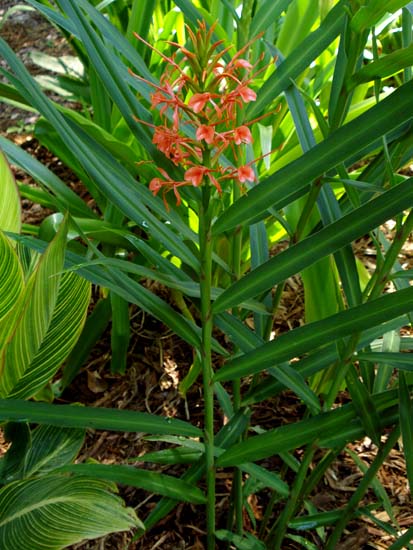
top-left (0, 217), bottom-right (91, 399)
top-left (0, 423), bottom-right (84, 483)
top-left (6, 272), bottom-right (90, 399)
top-left (0, 220), bottom-right (66, 397)
top-left (0, 150), bottom-right (20, 234)
top-left (0, 232), bottom-right (24, 325)
top-left (60, 464), bottom-right (206, 504)
top-left (0, 399), bottom-right (202, 438)
top-left (0, 474), bottom-right (142, 550)
top-left (24, 424), bottom-right (85, 478)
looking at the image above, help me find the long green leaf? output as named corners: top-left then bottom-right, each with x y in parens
top-left (59, 463), bottom-right (206, 504)
top-left (214, 286), bottom-right (413, 383)
top-left (346, 364), bottom-right (381, 446)
top-left (399, 371), bottom-right (413, 492)
top-left (213, 80), bottom-right (413, 235)
top-left (0, 136), bottom-right (94, 219)
top-left (216, 390), bottom-right (400, 467)
top-left (0, 399), bottom-right (202, 437)
top-left (213, 177), bottom-right (413, 313)
top-left (248, 1), bottom-right (346, 118)
top-left (9, 235), bottom-right (205, 353)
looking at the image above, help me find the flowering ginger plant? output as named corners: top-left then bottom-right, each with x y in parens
top-left (132, 21), bottom-right (269, 207)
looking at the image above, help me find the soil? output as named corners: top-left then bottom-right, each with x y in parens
top-left (1, 3), bottom-right (413, 550)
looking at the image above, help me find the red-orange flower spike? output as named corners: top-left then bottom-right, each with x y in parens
top-left (132, 20), bottom-right (272, 205)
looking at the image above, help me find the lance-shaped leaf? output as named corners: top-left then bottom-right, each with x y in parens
top-left (216, 390), bottom-right (400, 467)
top-left (212, 80), bottom-right (413, 235)
top-left (351, 0), bottom-right (409, 33)
top-left (0, 399), bottom-right (202, 438)
top-left (0, 150), bottom-right (20, 235)
top-left (350, 43), bottom-right (413, 87)
top-left (0, 474), bottom-right (142, 550)
top-left (248, 1), bottom-right (346, 119)
top-left (213, 177), bottom-right (413, 313)
top-left (214, 286), bottom-right (413, 383)
top-left (59, 464), bottom-right (206, 504)
top-left (0, 135), bottom-right (94, 219)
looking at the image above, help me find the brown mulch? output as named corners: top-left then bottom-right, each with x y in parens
top-left (1, 3), bottom-right (413, 550)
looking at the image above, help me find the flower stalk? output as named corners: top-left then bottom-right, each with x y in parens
top-left (198, 187), bottom-right (216, 547)
top-left (132, 21), bottom-right (272, 547)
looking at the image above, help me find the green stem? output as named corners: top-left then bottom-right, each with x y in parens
top-left (267, 443), bottom-right (316, 549)
top-left (231, 190), bottom-right (244, 535)
top-left (364, 210), bottom-right (413, 301)
top-left (199, 188), bottom-right (215, 550)
top-left (325, 426), bottom-right (400, 550)
top-left (293, 178), bottom-right (323, 243)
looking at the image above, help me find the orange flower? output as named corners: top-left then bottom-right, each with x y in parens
top-left (149, 178), bottom-right (163, 194)
top-left (233, 126), bottom-right (252, 145)
top-left (196, 124), bottom-right (215, 144)
top-left (238, 165), bottom-right (255, 183)
top-left (185, 166), bottom-right (208, 186)
top-left (234, 59), bottom-right (252, 70)
top-left (238, 86), bottom-right (256, 103)
top-left (188, 92), bottom-right (213, 113)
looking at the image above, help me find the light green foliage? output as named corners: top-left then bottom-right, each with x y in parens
top-left (0, 217), bottom-right (91, 399)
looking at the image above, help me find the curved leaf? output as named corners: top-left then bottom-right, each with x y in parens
top-left (0, 150), bottom-right (20, 234)
top-left (248, 1), bottom-right (346, 119)
top-left (60, 463), bottom-right (206, 504)
top-left (24, 424), bottom-right (85, 478)
top-left (0, 232), bottom-right (24, 325)
top-left (0, 216), bottom-right (91, 399)
top-left (0, 135), bottom-right (93, 219)
top-left (0, 474), bottom-right (141, 550)
top-left (6, 272), bottom-right (90, 399)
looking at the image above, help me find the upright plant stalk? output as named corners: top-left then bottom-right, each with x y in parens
top-left (199, 188), bottom-right (216, 549)
top-left (231, 184), bottom-right (244, 536)
top-left (133, 21), bottom-right (267, 547)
